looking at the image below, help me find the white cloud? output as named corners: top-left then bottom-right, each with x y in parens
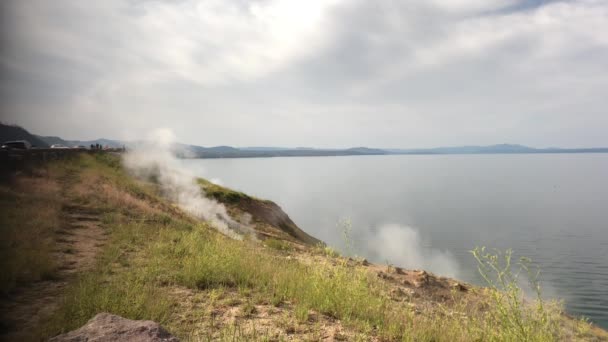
top-left (4, 0), bottom-right (337, 86)
top-left (430, 0), bottom-right (517, 13)
top-left (1, 0), bottom-right (607, 147)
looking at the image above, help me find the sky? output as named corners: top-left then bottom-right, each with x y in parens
top-left (0, 0), bottom-right (607, 148)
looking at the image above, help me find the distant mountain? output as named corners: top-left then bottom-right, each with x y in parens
top-left (4, 122), bottom-right (607, 157)
top-left (239, 147), bottom-right (290, 151)
top-left (345, 147), bottom-right (386, 155)
top-left (37, 135), bottom-right (69, 146)
top-left (427, 144), bottom-right (535, 154)
top-left (0, 123), bottom-right (125, 149)
top-left (387, 144), bottom-right (608, 154)
top-left (0, 123), bottom-right (49, 147)
top-left (177, 145), bottom-right (243, 158)
top-left (206, 146), bottom-right (241, 153)
top-left (36, 135), bottom-right (124, 148)
top-left (176, 145), bottom-right (387, 158)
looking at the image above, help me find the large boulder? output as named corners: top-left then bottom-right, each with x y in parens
top-left (49, 313), bottom-right (179, 342)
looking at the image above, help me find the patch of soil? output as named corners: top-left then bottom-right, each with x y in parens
top-left (0, 204), bottom-right (107, 341)
top-left (167, 286), bottom-right (366, 341)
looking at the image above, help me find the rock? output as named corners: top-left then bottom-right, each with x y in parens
top-left (452, 282), bottom-right (469, 292)
top-left (390, 287), bottom-right (405, 298)
top-left (401, 279), bottom-right (412, 287)
top-left (386, 265), bottom-right (404, 274)
top-left (389, 287), bottom-right (414, 300)
top-left (49, 313), bottom-right (179, 342)
top-left (377, 271), bottom-right (393, 280)
top-left (413, 270), bottom-right (430, 288)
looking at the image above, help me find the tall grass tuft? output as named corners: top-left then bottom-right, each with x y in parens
top-left (471, 246), bottom-right (563, 341)
top-left (0, 177), bottom-right (62, 294)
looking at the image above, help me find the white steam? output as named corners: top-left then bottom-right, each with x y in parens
top-left (123, 128), bottom-right (252, 240)
top-left (366, 223), bottom-right (460, 278)
top-left (210, 178), bottom-right (224, 186)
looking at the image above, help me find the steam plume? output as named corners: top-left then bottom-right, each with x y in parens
top-left (366, 223), bottom-right (460, 278)
top-left (123, 129), bottom-right (252, 239)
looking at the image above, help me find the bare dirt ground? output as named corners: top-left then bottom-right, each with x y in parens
top-left (167, 286), bottom-right (362, 341)
top-left (0, 198), bottom-right (107, 341)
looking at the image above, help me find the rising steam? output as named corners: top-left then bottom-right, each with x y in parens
top-left (123, 129), bottom-right (252, 240)
top-left (365, 223), bottom-right (460, 278)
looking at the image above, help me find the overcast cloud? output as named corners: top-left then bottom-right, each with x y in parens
top-left (1, 0), bottom-right (607, 148)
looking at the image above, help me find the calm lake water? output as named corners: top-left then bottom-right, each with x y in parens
top-left (181, 154), bottom-right (608, 328)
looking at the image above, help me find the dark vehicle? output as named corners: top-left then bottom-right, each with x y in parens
top-left (1, 140), bottom-right (32, 150)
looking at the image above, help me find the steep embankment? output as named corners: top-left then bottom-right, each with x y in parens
top-left (0, 153), bottom-right (606, 341)
top-left (197, 178), bottom-right (321, 246)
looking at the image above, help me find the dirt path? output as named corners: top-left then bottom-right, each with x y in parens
top-left (0, 203), bottom-right (107, 341)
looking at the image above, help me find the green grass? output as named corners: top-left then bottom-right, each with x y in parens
top-left (197, 179), bottom-right (251, 204)
top-left (45, 214), bottom-right (584, 341)
top-left (264, 238), bottom-right (293, 252)
top-left (0, 169), bottom-right (62, 294)
top-left (470, 247), bottom-right (564, 341)
top-left (41, 219), bottom-right (176, 338)
top-left (149, 228), bottom-right (394, 328)
top-left (312, 243), bottom-right (341, 258)
top-left (1, 153), bottom-right (597, 341)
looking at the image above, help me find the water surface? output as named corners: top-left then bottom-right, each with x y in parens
top-left (181, 154), bottom-right (608, 328)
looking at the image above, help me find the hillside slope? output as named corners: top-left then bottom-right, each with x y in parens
top-left (35, 135), bottom-right (124, 148)
top-left (197, 178), bottom-right (321, 246)
top-left (0, 123), bottom-right (49, 147)
top-left (0, 153), bottom-right (605, 341)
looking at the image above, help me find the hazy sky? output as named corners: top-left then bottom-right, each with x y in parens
top-left (1, 0), bottom-right (607, 148)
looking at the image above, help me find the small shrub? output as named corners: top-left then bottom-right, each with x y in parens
top-left (295, 304), bottom-right (310, 322)
top-left (241, 301), bottom-right (256, 317)
top-left (313, 244), bottom-right (340, 258)
top-left (471, 246), bottom-right (563, 341)
top-left (265, 238), bottom-right (293, 252)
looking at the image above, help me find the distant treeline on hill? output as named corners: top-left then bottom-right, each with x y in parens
top-left (176, 146), bottom-right (387, 158)
top-left (2, 123), bottom-right (607, 158)
top-left (0, 123), bottom-right (49, 148)
top-left (0, 123), bottom-right (124, 149)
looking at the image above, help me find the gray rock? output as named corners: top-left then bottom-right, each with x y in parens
top-left (49, 313), bottom-right (179, 342)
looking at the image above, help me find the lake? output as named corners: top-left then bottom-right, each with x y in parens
top-left (181, 154), bottom-right (608, 328)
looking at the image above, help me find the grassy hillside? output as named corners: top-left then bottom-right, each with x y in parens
top-left (197, 178), bottom-right (321, 246)
top-left (0, 153), bottom-right (605, 341)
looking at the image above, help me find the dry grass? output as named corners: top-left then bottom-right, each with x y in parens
top-left (1, 153), bottom-right (604, 341)
top-left (0, 176), bottom-right (62, 294)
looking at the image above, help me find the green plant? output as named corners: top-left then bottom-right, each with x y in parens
top-left (471, 246), bottom-right (562, 341)
top-left (295, 303), bottom-right (310, 322)
top-left (338, 217), bottom-right (354, 256)
top-left (313, 243), bottom-right (340, 258)
top-left (265, 238), bottom-right (293, 252)
top-left (241, 301), bottom-right (256, 317)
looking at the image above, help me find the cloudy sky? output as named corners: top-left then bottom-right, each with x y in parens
top-left (1, 0), bottom-right (607, 148)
